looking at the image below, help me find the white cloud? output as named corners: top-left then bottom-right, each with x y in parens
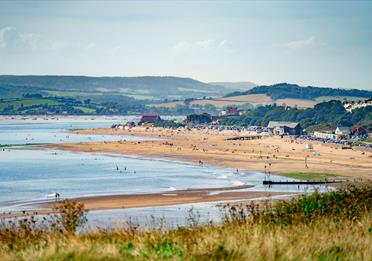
top-left (0, 27), bottom-right (27, 50)
top-left (281, 36), bottom-right (317, 50)
top-left (172, 39), bottom-right (234, 53)
top-left (0, 26), bottom-right (68, 52)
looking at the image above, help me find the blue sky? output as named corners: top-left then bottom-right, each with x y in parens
top-left (0, 1), bottom-right (371, 89)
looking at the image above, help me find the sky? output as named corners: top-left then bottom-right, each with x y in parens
top-left (0, 1), bottom-right (371, 90)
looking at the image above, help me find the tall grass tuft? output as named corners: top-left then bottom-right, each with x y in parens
top-left (52, 199), bottom-right (88, 234)
top-left (223, 182), bottom-right (372, 226)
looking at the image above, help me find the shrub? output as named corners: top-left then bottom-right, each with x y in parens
top-left (223, 183), bottom-right (372, 225)
top-left (52, 200), bottom-right (87, 234)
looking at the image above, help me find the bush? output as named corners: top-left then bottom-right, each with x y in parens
top-left (52, 200), bottom-right (88, 234)
top-left (223, 183), bottom-right (372, 225)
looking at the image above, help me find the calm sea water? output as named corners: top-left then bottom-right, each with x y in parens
top-left (0, 116), bottom-right (329, 227)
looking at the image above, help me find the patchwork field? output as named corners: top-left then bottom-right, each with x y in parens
top-left (275, 98), bottom-right (317, 108)
top-left (46, 90), bottom-right (103, 97)
top-left (148, 101), bottom-right (185, 108)
top-left (190, 99), bottom-right (248, 108)
top-left (220, 94), bottom-right (272, 103)
top-left (0, 98), bottom-right (61, 110)
top-left (148, 94), bottom-right (368, 109)
top-left (149, 94), bottom-right (273, 108)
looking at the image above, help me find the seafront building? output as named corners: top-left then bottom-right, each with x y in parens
top-left (267, 121), bottom-right (303, 136)
top-left (313, 126), bottom-right (356, 140)
top-left (313, 131), bottom-right (337, 140)
top-left (139, 114), bottom-right (161, 124)
top-left (335, 126), bottom-right (351, 138)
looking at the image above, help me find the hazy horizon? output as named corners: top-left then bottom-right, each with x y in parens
top-left (0, 1), bottom-right (371, 90)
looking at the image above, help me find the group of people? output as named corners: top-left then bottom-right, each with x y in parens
top-left (116, 164), bottom-right (136, 174)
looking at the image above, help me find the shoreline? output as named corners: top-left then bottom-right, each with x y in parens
top-left (5, 125), bottom-right (371, 218)
top-left (0, 185), bottom-right (292, 219)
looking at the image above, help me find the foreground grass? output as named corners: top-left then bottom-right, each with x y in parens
top-left (283, 172), bottom-right (340, 180)
top-left (1, 215), bottom-right (370, 261)
top-left (1, 184), bottom-right (371, 260)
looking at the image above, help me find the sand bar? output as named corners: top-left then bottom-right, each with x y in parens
top-left (1, 186), bottom-right (290, 218)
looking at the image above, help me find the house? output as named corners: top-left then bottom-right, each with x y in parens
top-left (226, 106), bottom-right (238, 116)
top-left (185, 113), bottom-right (212, 125)
top-left (267, 121), bottom-right (303, 136)
top-left (343, 99), bottom-right (372, 112)
top-left (220, 106), bottom-right (240, 117)
top-left (313, 131), bottom-right (337, 140)
top-left (351, 126), bottom-right (368, 139)
top-left (139, 114), bottom-right (161, 124)
top-left (335, 127), bottom-right (351, 138)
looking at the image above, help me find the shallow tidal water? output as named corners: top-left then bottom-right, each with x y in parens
top-left (0, 116), bottom-right (331, 228)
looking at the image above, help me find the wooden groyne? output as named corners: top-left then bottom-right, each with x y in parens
top-left (263, 179), bottom-right (349, 185)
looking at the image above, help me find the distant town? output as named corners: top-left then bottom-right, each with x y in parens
top-left (112, 98), bottom-right (371, 150)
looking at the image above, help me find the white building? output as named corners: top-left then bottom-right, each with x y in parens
top-left (313, 131), bottom-right (337, 140)
top-left (343, 99), bottom-right (372, 112)
top-left (335, 127), bottom-right (351, 138)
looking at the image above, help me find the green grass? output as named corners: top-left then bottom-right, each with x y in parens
top-left (282, 172), bottom-right (340, 180)
top-left (124, 94), bottom-right (157, 100)
top-left (362, 138), bottom-right (372, 143)
top-left (46, 90), bottom-right (103, 97)
top-left (73, 106), bottom-right (96, 113)
top-left (120, 88), bottom-right (151, 94)
top-left (177, 87), bottom-right (215, 93)
top-left (0, 99), bottom-right (60, 110)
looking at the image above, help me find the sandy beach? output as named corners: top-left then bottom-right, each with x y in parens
top-left (4, 125), bottom-right (366, 218)
top-left (54, 127), bottom-right (372, 180)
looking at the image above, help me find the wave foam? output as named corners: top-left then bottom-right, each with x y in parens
top-left (230, 181), bottom-right (245, 186)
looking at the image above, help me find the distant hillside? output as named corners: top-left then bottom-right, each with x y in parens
top-left (225, 83), bottom-right (372, 100)
top-left (0, 75), bottom-right (234, 101)
top-left (151, 83), bottom-right (372, 109)
top-left (208, 81), bottom-right (256, 91)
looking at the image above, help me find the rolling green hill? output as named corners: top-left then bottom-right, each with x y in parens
top-left (225, 83), bottom-right (372, 100)
top-left (0, 75), bottom-right (232, 101)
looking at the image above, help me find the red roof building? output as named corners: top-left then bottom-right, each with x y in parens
top-left (140, 114), bottom-right (161, 123)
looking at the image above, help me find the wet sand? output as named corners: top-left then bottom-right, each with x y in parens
top-left (46, 186), bottom-right (287, 210)
top-left (54, 127), bottom-right (372, 180)
top-left (1, 186), bottom-right (290, 218)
